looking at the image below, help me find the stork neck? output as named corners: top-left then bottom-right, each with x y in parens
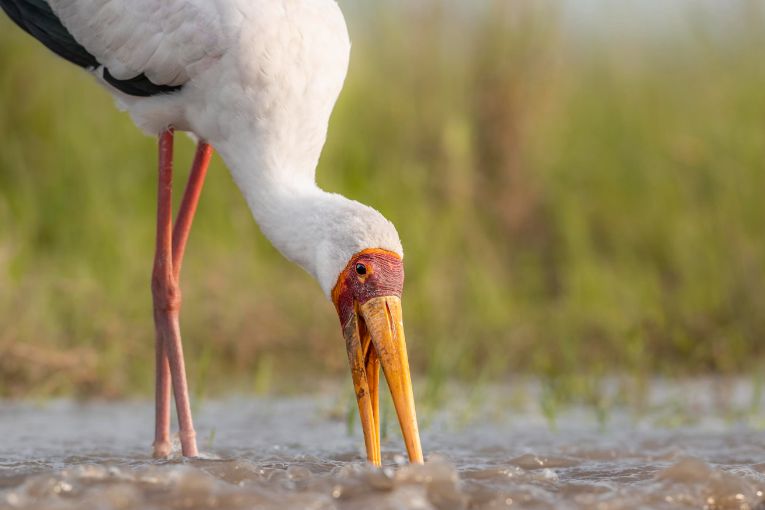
top-left (213, 137), bottom-right (403, 297)
top-left (215, 143), bottom-right (341, 284)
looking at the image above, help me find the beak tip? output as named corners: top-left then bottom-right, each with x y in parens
top-left (357, 296), bottom-right (424, 466)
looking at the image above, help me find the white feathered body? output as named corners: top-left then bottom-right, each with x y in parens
top-left (44, 0), bottom-right (402, 295)
top-left (49, 0), bottom-right (349, 172)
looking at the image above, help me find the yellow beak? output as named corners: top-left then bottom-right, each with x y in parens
top-left (342, 296), bottom-right (423, 466)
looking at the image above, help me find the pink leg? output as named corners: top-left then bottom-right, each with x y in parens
top-left (172, 141), bottom-right (213, 277)
top-left (153, 332), bottom-right (172, 457)
top-left (151, 129), bottom-right (212, 458)
top-left (152, 130), bottom-right (175, 458)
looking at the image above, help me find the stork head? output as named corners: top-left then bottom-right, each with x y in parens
top-left (315, 202), bottom-right (423, 466)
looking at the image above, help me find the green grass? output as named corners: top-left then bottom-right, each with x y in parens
top-left (1, 2), bottom-right (764, 398)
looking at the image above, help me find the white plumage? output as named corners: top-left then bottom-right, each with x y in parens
top-left (50, 0), bottom-right (225, 85)
top-left (47, 0), bottom-right (402, 295)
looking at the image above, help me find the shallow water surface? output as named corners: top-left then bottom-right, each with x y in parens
top-left (2, 380), bottom-right (765, 509)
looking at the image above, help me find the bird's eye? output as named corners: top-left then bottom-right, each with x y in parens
top-left (355, 263), bottom-right (367, 276)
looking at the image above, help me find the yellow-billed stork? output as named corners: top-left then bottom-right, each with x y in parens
top-left (1, 0), bottom-right (423, 466)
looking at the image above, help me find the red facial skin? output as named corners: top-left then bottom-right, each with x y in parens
top-left (332, 249), bottom-right (404, 327)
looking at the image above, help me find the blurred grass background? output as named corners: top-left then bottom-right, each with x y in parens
top-left (0, 1), bottom-right (764, 398)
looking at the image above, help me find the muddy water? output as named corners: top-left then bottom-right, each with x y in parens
top-left (2, 380), bottom-right (765, 509)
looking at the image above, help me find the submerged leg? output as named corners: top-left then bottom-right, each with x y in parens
top-left (151, 129), bottom-right (212, 457)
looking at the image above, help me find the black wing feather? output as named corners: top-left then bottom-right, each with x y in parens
top-left (1, 0), bottom-right (97, 68)
top-left (1, 0), bottom-right (183, 97)
top-left (103, 68), bottom-right (182, 98)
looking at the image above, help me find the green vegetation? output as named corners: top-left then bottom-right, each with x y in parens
top-left (1, 3), bottom-right (764, 398)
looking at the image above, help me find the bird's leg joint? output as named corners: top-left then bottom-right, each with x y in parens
top-left (151, 273), bottom-right (182, 313)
